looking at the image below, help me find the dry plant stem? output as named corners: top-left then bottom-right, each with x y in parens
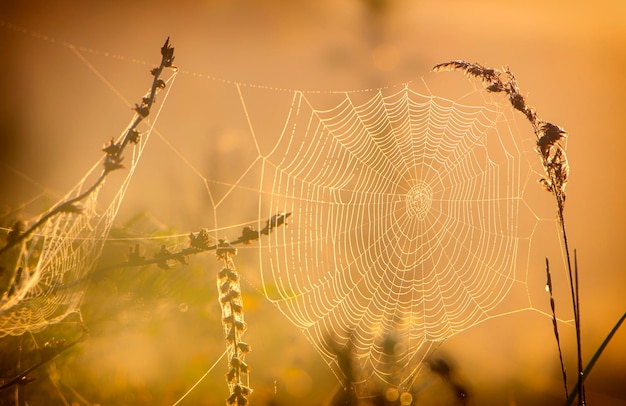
top-left (96, 212), bottom-right (291, 273)
top-left (546, 258), bottom-right (568, 398)
top-left (557, 197), bottom-right (585, 405)
top-left (218, 248), bottom-right (251, 406)
top-left (0, 37), bottom-right (176, 257)
top-left (573, 250), bottom-right (585, 403)
top-left (433, 61), bottom-right (584, 405)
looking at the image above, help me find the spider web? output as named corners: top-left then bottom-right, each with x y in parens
top-left (0, 65), bottom-right (177, 338)
top-left (243, 78), bottom-right (543, 392)
top-left (0, 25), bottom-right (558, 401)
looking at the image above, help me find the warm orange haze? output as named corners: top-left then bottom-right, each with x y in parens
top-left (0, 1), bottom-right (625, 405)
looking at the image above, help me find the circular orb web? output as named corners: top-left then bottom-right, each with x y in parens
top-left (256, 81), bottom-right (532, 393)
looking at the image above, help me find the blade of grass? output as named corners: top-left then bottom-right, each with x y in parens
top-left (565, 311), bottom-right (626, 406)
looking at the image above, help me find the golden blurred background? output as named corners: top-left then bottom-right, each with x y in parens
top-left (1, 0), bottom-right (625, 405)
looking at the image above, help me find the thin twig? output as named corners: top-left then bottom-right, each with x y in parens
top-left (96, 212), bottom-right (291, 273)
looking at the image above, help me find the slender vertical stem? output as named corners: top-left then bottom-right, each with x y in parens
top-left (573, 250), bottom-right (585, 404)
top-left (546, 257), bottom-right (568, 398)
top-left (556, 198), bottom-right (584, 406)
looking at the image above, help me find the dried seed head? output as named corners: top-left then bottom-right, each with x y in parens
top-left (233, 320), bottom-right (246, 332)
top-left (433, 60), bottom-right (501, 84)
top-left (509, 93), bottom-right (526, 113)
top-left (161, 37), bottom-right (175, 67)
top-left (237, 342), bottom-right (251, 353)
top-left (239, 226), bottom-right (259, 244)
top-left (226, 326), bottom-right (236, 342)
top-left (226, 367), bottom-right (237, 383)
top-left (539, 178), bottom-right (553, 193)
top-left (230, 357), bottom-right (249, 374)
top-left (434, 60), bottom-right (571, 207)
top-left (227, 269), bottom-right (239, 282)
top-left (134, 103), bottom-right (149, 117)
top-left (486, 82), bottom-right (504, 93)
top-left (220, 290), bottom-right (240, 303)
top-left (227, 391), bottom-right (248, 406)
top-left (127, 129), bottom-right (141, 145)
top-left (223, 314), bottom-right (235, 325)
top-left (102, 138), bottom-right (120, 155)
top-left (190, 228), bottom-right (212, 250)
top-left (218, 267), bottom-right (229, 279)
top-left (537, 122), bottom-right (567, 158)
top-left (104, 154), bottom-right (125, 172)
top-left (230, 302), bottom-right (243, 313)
top-left (220, 280), bottom-right (231, 293)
